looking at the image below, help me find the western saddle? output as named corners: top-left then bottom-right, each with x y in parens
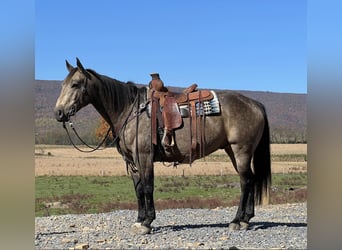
top-left (148, 73), bottom-right (214, 162)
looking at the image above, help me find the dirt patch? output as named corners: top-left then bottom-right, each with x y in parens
top-left (35, 144), bottom-right (307, 176)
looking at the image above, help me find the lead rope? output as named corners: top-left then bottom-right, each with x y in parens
top-left (63, 121), bottom-right (111, 153)
top-left (135, 93), bottom-right (141, 169)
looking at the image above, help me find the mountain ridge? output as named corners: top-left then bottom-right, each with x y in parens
top-left (35, 80), bottom-right (306, 144)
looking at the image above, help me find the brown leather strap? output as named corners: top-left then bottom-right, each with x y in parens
top-left (198, 91), bottom-right (203, 158)
top-left (201, 108), bottom-right (206, 159)
top-left (190, 100), bottom-right (197, 157)
top-left (151, 93), bottom-right (158, 145)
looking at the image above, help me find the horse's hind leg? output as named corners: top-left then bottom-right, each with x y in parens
top-left (225, 145), bottom-right (255, 231)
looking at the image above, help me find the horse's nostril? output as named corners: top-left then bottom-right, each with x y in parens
top-left (55, 108), bottom-right (65, 121)
top-left (58, 110), bottom-right (64, 119)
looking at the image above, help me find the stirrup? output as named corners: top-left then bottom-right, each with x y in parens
top-left (161, 129), bottom-right (175, 148)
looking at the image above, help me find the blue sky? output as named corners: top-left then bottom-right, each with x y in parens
top-left (35, 0), bottom-right (306, 93)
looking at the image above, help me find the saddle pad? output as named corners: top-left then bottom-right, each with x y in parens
top-left (179, 91), bottom-right (221, 117)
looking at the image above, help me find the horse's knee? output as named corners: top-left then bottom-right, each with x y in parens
top-left (143, 184), bottom-right (153, 193)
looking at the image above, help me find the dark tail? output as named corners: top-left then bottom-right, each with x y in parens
top-left (253, 109), bottom-right (272, 205)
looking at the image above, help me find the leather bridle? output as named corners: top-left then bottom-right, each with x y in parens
top-left (62, 91), bottom-right (149, 153)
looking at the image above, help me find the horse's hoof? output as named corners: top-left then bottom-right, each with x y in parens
top-left (228, 222), bottom-right (240, 231)
top-left (131, 223), bottom-right (152, 235)
top-left (239, 221), bottom-right (249, 230)
top-left (228, 222), bottom-right (249, 231)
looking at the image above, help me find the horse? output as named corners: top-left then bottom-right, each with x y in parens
top-left (54, 58), bottom-right (271, 235)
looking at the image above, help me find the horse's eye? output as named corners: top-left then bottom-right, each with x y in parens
top-left (71, 82), bottom-right (80, 88)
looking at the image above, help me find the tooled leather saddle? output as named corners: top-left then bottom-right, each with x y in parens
top-left (148, 73), bottom-right (217, 162)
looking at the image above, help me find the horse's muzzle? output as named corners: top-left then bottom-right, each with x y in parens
top-left (54, 105), bottom-right (75, 122)
top-left (54, 108), bottom-right (67, 122)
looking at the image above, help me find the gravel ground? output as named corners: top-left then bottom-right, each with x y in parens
top-left (35, 202), bottom-right (306, 249)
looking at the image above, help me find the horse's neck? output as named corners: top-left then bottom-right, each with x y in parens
top-left (90, 78), bottom-right (138, 133)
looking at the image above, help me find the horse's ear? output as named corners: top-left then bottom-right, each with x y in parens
top-left (65, 60), bottom-right (74, 72)
top-left (76, 57), bottom-right (91, 79)
top-left (76, 57), bottom-right (84, 70)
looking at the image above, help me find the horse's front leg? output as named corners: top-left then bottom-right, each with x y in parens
top-left (131, 154), bottom-right (155, 235)
top-left (130, 171), bottom-right (146, 223)
top-left (142, 165), bottom-right (156, 228)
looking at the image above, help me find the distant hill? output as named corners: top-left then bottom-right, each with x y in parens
top-left (35, 80), bottom-right (306, 144)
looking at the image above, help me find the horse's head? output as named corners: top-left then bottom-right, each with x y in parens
top-left (54, 58), bottom-right (92, 122)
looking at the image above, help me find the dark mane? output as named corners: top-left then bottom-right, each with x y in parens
top-left (86, 68), bottom-right (146, 114)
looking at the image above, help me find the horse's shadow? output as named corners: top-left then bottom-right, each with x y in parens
top-left (249, 221), bottom-right (307, 230)
top-left (152, 221), bottom-right (307, 233)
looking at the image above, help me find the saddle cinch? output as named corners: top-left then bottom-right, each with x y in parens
top-left (148, 73), bottom-right (220, 161)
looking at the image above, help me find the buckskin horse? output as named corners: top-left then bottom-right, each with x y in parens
top-left (54, 58), bottom-right (271, 235)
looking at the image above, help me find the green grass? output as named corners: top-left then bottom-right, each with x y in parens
top-left (271, 154), bottom-right (307, 162)
top-left (197, 153), bottom-right (307, 162)
top-left (35, 173), bottom-right (307, 217)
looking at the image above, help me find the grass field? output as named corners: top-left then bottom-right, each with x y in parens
top-left (35, 144), bottom-right (307, 216)
top-left (35, 173), bottom-right (307, 217)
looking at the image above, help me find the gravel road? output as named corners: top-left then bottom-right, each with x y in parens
top-left (35, 202), bottom-right (307, 249)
